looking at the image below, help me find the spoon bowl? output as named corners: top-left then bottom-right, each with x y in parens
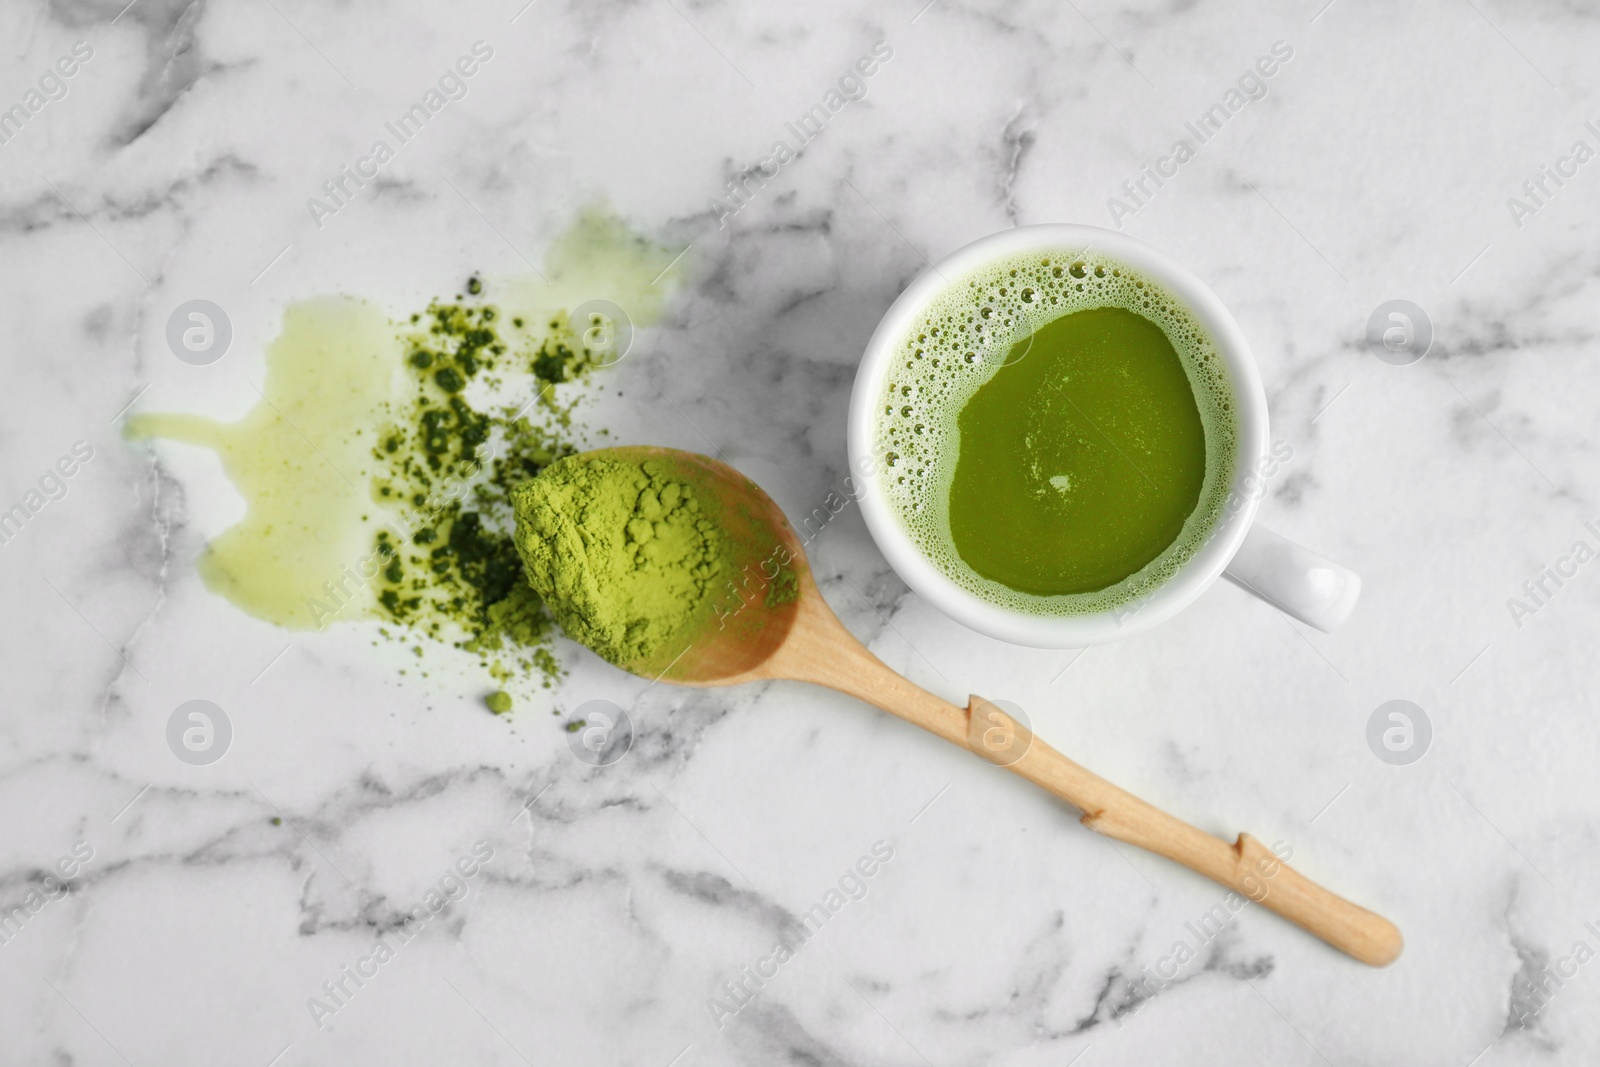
top-left (588, 445), bottom-right (807, 684)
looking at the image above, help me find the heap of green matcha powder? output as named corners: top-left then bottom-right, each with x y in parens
top-left (511, 455), bottom-right (728, 666)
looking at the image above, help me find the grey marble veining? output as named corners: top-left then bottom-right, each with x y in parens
top-left (3, 0), bottom-right (1599, 1063)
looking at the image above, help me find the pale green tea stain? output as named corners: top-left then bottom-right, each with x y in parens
top-left (127, 297), bottom-right (396, 629)
top-left (128, 209), bottom-right (684, 654)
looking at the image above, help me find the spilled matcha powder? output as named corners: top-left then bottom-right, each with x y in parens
top-left (364, 291), bottom-right (600, 687)
top-left (127, 209), bottom-right (688, 703)
top-left (511, 454), bottom-right (728, 666)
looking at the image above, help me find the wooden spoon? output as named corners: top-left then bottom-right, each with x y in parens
top-left (588, 446), bottom-right (1402, 967)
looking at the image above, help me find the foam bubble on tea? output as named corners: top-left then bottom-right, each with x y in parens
top-left (874, 249), bottom-right (1239, 616)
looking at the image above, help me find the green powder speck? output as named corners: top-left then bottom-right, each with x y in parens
top-left (765, 567), bottom-right (798, 607)
top-left (485, 690), bottom-right (513, 714)
top-left (512, 454), bottom-right (728, 667)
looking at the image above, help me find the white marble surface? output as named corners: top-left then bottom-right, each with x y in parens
top-left (3, 0), bottom-right (1599, 1063)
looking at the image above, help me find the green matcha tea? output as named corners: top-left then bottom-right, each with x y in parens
top-left (874, 251), bottom-right (1238, 616)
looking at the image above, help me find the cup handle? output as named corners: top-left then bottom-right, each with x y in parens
top-left (1222, 523), bottom-right (1361, 633)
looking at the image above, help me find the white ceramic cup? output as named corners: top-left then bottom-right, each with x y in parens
top-left (847, 224), bottom-right (1360, 648)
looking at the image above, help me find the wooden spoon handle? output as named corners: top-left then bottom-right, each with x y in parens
top-left (968, 697), bottom-right (1403, 966)
top-left (766, 592), bottom-right (1400, 964)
